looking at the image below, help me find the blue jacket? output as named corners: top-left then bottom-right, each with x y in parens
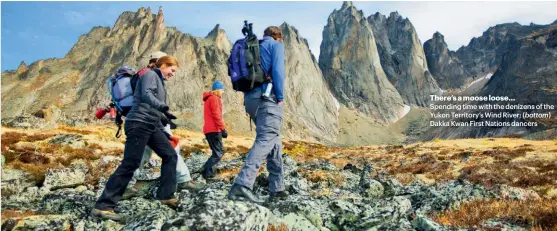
top-left (259, 36), bottom-right (285, 102)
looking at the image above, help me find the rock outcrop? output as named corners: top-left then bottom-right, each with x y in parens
top-left (368, 12), bottom-right (441, 106)
top-left (280, 23), bottom-right (340, 142)
top-left (319, 2), bottom-right (405, 124)
top-left (205, 24), bottom-right (232, 53)
top-left (423, 31), bottom-right (469, 90)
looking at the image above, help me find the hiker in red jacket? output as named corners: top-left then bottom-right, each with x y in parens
top-left (201, 80), bottom-right (227, 181)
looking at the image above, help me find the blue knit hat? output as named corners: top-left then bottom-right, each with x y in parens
top-left (212, 81), bottom-right (225, 90)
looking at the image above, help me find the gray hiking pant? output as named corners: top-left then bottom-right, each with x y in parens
top-left (234, 90), bottom-right (285, 193)
top-left (129, 124), bottom-right (191, 185)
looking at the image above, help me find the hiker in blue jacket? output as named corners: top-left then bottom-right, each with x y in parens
top-left (228, 26), bottom-right (288, 203)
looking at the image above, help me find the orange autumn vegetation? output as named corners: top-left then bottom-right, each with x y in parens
top-left (432, 199), bottom-right (557, 230)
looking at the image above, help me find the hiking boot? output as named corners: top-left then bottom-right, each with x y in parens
top-left (177, 180), bottom-right (204, 192)
top-left (269, 190), bottom-right (289, 201)
top-left (227, 184), bottom-right (264, 204)
top-left (158, 198), bottom-right (179, 209)
top-left (203, 175), bottom-right (220, 183)
top-left (91, 208), bottom-right (123, 221)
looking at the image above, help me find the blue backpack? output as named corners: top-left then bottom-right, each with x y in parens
top-left (107, 65), bottom-right (138, 116)
top-left (228, 21), bottom-right (267, 92)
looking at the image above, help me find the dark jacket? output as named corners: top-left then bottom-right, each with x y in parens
top-left (125, 68), bottom-right (168, 127)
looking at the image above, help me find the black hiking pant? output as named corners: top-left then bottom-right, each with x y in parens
top-left (95, 121), bottom-right (177, 210)
top-left (202, 132), bottom-right (225, 178)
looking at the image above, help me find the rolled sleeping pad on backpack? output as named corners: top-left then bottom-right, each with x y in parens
top-left (95, 108), bottom-right (108, 119)
top-left (169, 136), bottom-right (180, 148)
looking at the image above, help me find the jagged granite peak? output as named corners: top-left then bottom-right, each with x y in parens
top-left (423, 32), bottom-right (468, 90)
top-left (388, 11), bottom-right (403, 21)
top-left (455, 22), bottom-right (547, 79)
top-left (279, 22), bottom-right (339, 142)
top-left (368, 12), bottom-right (441, 106)
top-left (341, 1), bottom-right (353, 9)
top-left (320, 2), bottom-right (405, 124)
top-left (205, 24), bottom-right (232, 53)
top-left (372, 12), bottom-right (387, 22)
top-left (433, 31), bottom-right (443, 39)
top-left (16, 61), bottom-right (27, 75)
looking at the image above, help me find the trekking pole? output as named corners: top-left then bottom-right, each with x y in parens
top-left (242, 20), bottom-right (249, 36)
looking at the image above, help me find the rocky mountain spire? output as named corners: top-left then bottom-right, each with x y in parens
top-left (368, 11), bottom-right (441, 106)
top-left (423, 31), bottom-right (468, 89)
top-left (205, 24), bottom-right (232, 53)
top-left (341, 1), bottom-right (353, 9)
top-left (16, 61), bottom-right (27, 75)
top-left (280, 22), bottom-right (339, 141)
top-left (319, 2), bottom-right (405, 124)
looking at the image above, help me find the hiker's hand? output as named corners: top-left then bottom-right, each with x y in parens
top-left (164, 111), bottom-right (177, 120)
top-left (221, 130), bottom-right (228, 139)
top-left (169, 120), bottom-right (177, 129)
top-left (278, 101), bottom-right (284, 105)
top-left (160, 115), bottom-right (169, 127)
top-left (161, 105), bottom-right (170, 112)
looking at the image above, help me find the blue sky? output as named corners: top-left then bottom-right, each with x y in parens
top-left (2, 1), bottom-right (557, 71)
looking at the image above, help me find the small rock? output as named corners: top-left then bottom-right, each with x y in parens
top-left (3, 186), bottom-right (50, 210)
top-left (343, 163), bottom-right (361, 174)
top-left (1, 168), bottom-right (35, 197)
top-left (481, 218), bottom-right (528, 231)
top-left (411, 214), bottom-right (447, 231)
top-left (329, 200), bottom-right (361, 225)
top-left (4, 214), bottom-right (73, 231)
top-left (40, 188), bottom-right (96, 217)
top-left (42, 161), bottom-right (88, 190)
top-left (493, 184), bottom-right (541, 201)
top-left (361, 179), bottom-right (384, 198)
top-left (134, 159), bottom-right (162, 181)
top-left (75, 185), bottom-right (88, 193)
top-left (14, 141), bottom-right (36, 150)
top-left (185, 151), bottom-right (209, 173)
top-left (321, 161), bottom-right (337, 171)
top-left (100, 155), bottom-right (121, 165)
top-left (282, 213), bottom-right (321, 231)
top-left (543, 188), bottom-right (557, 199)
top-left (49, 134), bottom-right (85, 149)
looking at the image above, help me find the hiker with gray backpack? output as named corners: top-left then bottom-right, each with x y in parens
top-left (97, 52), bottom-right (203, 200)
top-left (92, 55), bottom-right (201, 221)
top-left (126, 52), bottom-right (203, 197)
top-left (227, 22), bottom-right (289, 203)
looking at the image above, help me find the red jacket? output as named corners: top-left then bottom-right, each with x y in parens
top-left (203, 92), bottom-right (225, 134)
